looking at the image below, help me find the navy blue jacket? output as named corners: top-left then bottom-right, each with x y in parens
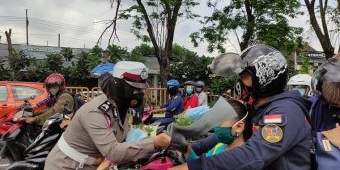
top-left (188, 90), bottom-right (311, 170)
top-left (161, 93), bottom-right (183, 118)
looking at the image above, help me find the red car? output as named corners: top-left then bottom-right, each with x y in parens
top-left (0, 81), bottom-right (49, 120)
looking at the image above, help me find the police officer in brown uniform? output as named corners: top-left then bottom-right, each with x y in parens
top-left (45, 61), bottom-right (171, 170)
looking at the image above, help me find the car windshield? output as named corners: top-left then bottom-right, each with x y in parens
top-left (12, 86), bottom-right (43, 101)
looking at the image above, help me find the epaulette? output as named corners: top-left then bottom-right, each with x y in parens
top-left (98, 100), bottom-right (118, 118)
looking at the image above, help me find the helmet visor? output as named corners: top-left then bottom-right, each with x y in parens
top-left (209, 52), bottom-right (243, 77)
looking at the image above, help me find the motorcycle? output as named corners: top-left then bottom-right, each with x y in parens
top-left (114, 148), bottom-right (183, 170)
top-left (3, 101), bottom-right (72, 170)
top-left (0, 96), bottom-right (44, 137)
top-left (0, 99), bottom-right (39, 163)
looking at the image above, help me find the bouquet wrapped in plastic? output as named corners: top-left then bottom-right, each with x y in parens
top-left (125, 123), bottom-right (160, 143)
top-left (169, 97), bottom-right (238, 152)
top-left (175, 105), bottom-right (210, 126)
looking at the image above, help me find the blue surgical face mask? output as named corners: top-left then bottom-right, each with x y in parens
top-left (213, 126), bottom-right (237, 144)
top-left (292, 87), bottom-right (305, 96)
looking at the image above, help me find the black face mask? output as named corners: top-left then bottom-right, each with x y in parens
top-left (167, 87), bottom-right (178, 95)
top-left (130, 92), bottom-right (144, 108)
top-left (235, 80), bottom-right (254, 106)
top-left (195, 87), bottom-right (203, 93)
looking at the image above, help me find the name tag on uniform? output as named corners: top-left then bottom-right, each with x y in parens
top-left (322, 139), bottom-right (332, 151)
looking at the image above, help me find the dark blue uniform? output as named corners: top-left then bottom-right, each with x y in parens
top-left (188, 90), bottom-right (311, 170)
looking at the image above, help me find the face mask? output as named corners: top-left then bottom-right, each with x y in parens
top-left (167, 86), bottom-right (177, 95)
top-left (235, 80), bottom-right (254, 106)
top-left (49, 87), bottom-right (59, 96)
top-left (195, 87), bottom-right (202, 93)
top-left (130, 92), bottom-right (144, 107)
top-left (213, 126), bottom-right (237, 144)
top-left (292, 87), bottom-right (305, 96)
top-left (213, 112), bottom-right (248, 144)
top-left (186, 87), bottom-right (194, 95)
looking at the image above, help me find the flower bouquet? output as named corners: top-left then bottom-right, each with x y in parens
top-left (175, 105), bottom-right (210, 126)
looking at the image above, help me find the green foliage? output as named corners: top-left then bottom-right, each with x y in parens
top-left (61, 47), bottom-right (74, 61)
top-left (0, 43), bottom-right (151, 87)
top-left (299, 54), bottom-right (311, 74)
top-left (0, 59), bottom-right (10, 80)
top-left (119, 0), bottom-right (199, 43)
top-left (116, 0), bottom-right (199, 86)
top-left (43, 53), bottom-right (64, 74)
top-left (169, 44), bottom-right (212, 84)
top-left (131, 43), bottom-right (155, 56)
top-left (107, 44), bottom-right (145, 63)
top-left (67, 52), bottom-right (93, 86)
top-left (191, 0), bottom-right (303, 52)
top-left (8, 51), bottom-right (31, 80)
top-left (210, 75), bottom-right (238, 95)
top-left (107, 44), bottom-right (128, 63)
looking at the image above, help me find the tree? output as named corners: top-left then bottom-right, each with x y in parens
top-left (169, 44), bottom-right (211, 84)
top-left (61, 47), bottom-right (74, 61)
top-left (0, 59), bottom-right (10, 80)
top-left (299, 54), bottom-right (312, 74)
top-left (190, 0), bottom-right (303, 53)
top-left (131, 43), bottom-right (155, 56)
top-left (105, 0), bottom-right (199, 86)
top-left (5, 29), bottom-right (13, 57)
top-left (304, 0), bottom-right (339, 58)
top-left (43, 53), bottom-right (64, 74)
top-left (8, 51), bottom-right (30, 80)
top-left (210, 75), bottom-right (238, 95)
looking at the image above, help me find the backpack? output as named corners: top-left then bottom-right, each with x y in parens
top-left (72, 93), bottom-right (85, 113)
top-left (62, 91), bottom-right (85, 113)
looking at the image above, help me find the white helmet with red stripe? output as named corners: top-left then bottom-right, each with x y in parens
top-left (112, 61), bottom-right (149, 89)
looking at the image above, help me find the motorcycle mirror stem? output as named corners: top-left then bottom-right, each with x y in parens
top-left (63, 101), bottom-right (70, 119)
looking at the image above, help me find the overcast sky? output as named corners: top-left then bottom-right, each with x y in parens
top-left (0, 0), bottom-right (338, 57)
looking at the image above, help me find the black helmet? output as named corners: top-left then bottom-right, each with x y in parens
top-left (239, 44), bottom-right (288, 98)
top-left (312, 54), bottom-right (340, 107)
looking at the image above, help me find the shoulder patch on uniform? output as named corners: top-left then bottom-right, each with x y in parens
top-left (263, 114), bottom-right (282, 124)
top-left (98, 100), bottom-right (113, 112)
top-left (261, 124), bottom-right (283, 143)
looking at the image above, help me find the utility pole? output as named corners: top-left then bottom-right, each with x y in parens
top-left (26, 9), bottom-right (29, 45)
top-left (58, 33), bottom-right (60, 47)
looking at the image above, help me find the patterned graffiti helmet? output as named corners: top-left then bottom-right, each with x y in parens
top-left (239, 44), bottom-right (288, 98)
top-left (312, 54), bottom-right (340, 107)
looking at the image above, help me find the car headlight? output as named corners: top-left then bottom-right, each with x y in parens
top-left (42, 119), bottom-right (54, 130)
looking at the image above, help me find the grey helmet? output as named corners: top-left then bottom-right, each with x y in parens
top-left (312, 54), bottom-right (340, 107)
top-left (196, 81), bottom-right (205, 87)
top-left (195, 81), bottom-right (205, 93)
